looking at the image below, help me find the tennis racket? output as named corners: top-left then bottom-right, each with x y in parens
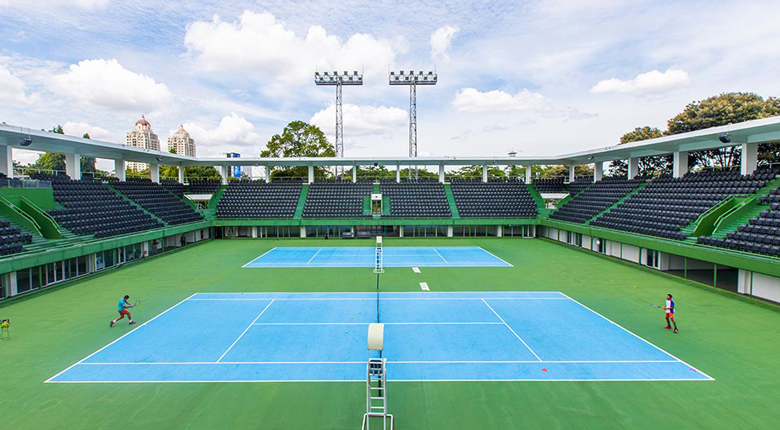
top-left (650, 304), bottom-right (663, 308)
top-left (132, 299), bottom-right (142, 308)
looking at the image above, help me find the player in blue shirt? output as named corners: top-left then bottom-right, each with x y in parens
top-left (663, 294), bottom-right (678, 333)
top-left (110, 295), bottom-right (136, 327)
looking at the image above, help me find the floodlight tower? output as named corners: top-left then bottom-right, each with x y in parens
top-left (389, 70), bottom-right (437, 179)
top-left (315, 70), bottom-right (363, 178)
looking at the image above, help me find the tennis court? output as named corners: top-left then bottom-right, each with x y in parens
top-left (47, 292), bottom-right (711, 383)
top-left (242, 246), bottom-right (512, 268)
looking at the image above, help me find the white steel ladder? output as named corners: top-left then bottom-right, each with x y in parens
top-left (362, 358), bottom-right (393, 430)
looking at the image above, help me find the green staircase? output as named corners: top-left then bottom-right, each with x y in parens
top-left (584, 180), bottom-right (649, 225)
top-left (293, 184), bottom-right (309, 219)
top-left (443, 183), bottom-right (460, 219)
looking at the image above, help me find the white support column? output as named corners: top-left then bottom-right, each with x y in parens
top-left (438, 164), bottom-right (445, 183)
top-left (114, 158), bottom-right (125, 181)
top-left (496, 225), bottom-right (503, 237)
top-left (673, 151), bottom-right (688, 178)
top-left (482, 164), bottom-right (488, 182)
top-left (266, 165), bottom-right (272, 183)
top-left (65, 153), bottom-right (81, 179)
top-left (251, 227), bottom-right (258, 238)
top-left (594, 162), bottom-right (603, 182)
top-left (0, 145), bottom-right (12, 178)
top-left (399, 226), bottom-right (404, 238)
top-left (525, 165), bottom-right (533, 183)
top-left (300, 226), bottom-right (306, 238)
top-left (219, 165), bottom-right (228, 185)
top-left (352, 165), bottom-right (357, 183)
top-left (308, 165), bottom-right (314, 183)
top-left (568, 164), bottom-right (575, 182)
top-left (628, 157), bottom-right (639, 178)
top-left (150, 163), bottom-right (160, 183)
top-left (396, 164), bottom-right (401, 183)
top-left (447, 225), bottom-right (453, 237)
top-left (741, 143), bottom-right (758, 175)
top-left (178, 163), bottom-right (184, 183)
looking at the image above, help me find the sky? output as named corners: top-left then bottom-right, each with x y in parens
top-left (1, 0), bottom-right (780, 172)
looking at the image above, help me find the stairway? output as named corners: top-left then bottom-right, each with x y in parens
top-left (584, 180), bottom-right (649, 225)
top-left (442, 183), bottom-right (460, 218)
top-left (293, 184), bottom-right (309, 219)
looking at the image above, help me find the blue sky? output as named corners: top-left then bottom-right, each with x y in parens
top-left (2, 0), bottom-right (780, 171)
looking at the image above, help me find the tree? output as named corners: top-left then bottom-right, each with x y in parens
top-left (28, 152), bottom-right (65, 173)
top-left (541, 164), bottom-right (594, 179)
top-left (397, 168), bottom-right (438, 180)
top-left (667, 93), bottom-right (780, 170)
top-left (184, 166), bottom-right (222, 181)
top-left (80, 132), bottom-right (96, 173)
top-left (261, 121), bottom-right (335, 179)
top-left (449, 165), bottom-right (507, 180)
top-left (160, 147), bottom-right (180, 180)
top-left (608, 127), bottom-right (669, 176)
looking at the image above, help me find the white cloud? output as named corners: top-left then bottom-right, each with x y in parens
top-left (184, 11), bottom-right (400, 87)
top-left (62, 121), bottom-right (114, 141)
top-left (310, 104), bottom-right (407, 139)
top-left (430, 25), bottom-right (459, 62)
top-left (452, 88), bottom-right (549, 113)
top-left (0, 64), bottom-right (31, 104)
top-left (590, 68), bottom-right (690, 95)
top-left (183, 114), bottom-right (262, 156)
top-left (51, 59), bottom-right (172, 111)
top-left (0, 0), bottom-right (109, 10)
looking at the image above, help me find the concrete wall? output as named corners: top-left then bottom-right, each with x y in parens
top-left (739, 270), bottom-right (780, 303)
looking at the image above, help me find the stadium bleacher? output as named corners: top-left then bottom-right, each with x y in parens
top-left (41, 175), bottom-right (164, 238)
top-left (188, 179), bottom-right (221, 194)
top-left (550, 176), bottom-right (646, 224)
top-left (380, 180), bottom-right (451, 217)
top-left (532, 177), bottom-right (566, 193)
top-left (111, 179), bottom-right (203, 225)
top-left (217, 180), bottom-right (302, 219)
top-left (0, 218), bottom-right (33, 256)
top-left (451, 179), bottom-right (537, 217)
top-left (591, 171), bottom-right (765, 240)
top-left (161, 180), bottom-right (186, 199)
top-left (567, 177), bottom-right (593, 196)
top-left (303, 181), bottom-right (373, 218)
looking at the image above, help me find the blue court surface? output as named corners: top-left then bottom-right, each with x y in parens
top-left (243, 246), bottom-right (511, 268)
top-left (48, 292), bottom-right (712, 383)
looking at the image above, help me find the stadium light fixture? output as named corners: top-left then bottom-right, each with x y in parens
top-left (389, 69), bottom-right (438, 179)
top-left (719, 132), bottom-right (731, 143)
top-left (315, 70), bottom-right (364, 177)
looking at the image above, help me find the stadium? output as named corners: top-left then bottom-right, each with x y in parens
top-left (2, 2), bottom-right (780, 430)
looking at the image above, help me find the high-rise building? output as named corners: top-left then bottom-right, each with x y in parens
top-left (125, 115), bottom-right (160, 172)
top-left (167, 125), bottom-right (196, 157)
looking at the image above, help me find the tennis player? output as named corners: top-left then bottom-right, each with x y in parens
top-left (110, 295), bottom-right (136, 327)
top-left (663, 294), bottom-right (678, 333)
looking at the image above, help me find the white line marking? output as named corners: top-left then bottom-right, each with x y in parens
top-left (77, 359), bottom-right (680, 366)
top-left (45, 293), bottom-right (197, 383)
top-left (306, 248), bottom-right (322, 264)
top-left (216, 300), bottom-right (275, 363)
top-left (412, 267), bottom-right (421, 273)
top-left (420, 282), bottom-right (430, 291)
top-left (482, 298), bottom-right (542, 361)
top-left (241, 247), bottom-right (278, 268)
top-left (45, 378), bottom-right (713, 384)
top-left (432, 248), bottom-right (449, 264)
top-left (559, 292), bottom-right (715, 381)
top-left (250, 322), bottom-right (503, 326)
top-left (477, 246), bottom-right (514, 267)
top-left (189, 297), bottom-right (568, 301)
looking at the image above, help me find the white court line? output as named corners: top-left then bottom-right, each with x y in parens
top-left (45, 293), bottom-right (198, 383)
top-left (306, 248), bottom-right (322, 265)
top-left (241, 247), bottom-right (278, 268)
top-left (477, 246), bottom-right (514, 267)
top-left (251, 322), bottom-right (504, 326)
top-left (216, 299), bottom-right (275, 363)
top-left (78, 359), bottom-right (680, 366)
top-left (559, 292), bottom-right (715, 381)
top-left (420, 282), bottom-right (430, 291)
top-left (46, 377), bottom-right (711, 384)
top-left (432, 248), bottom-right (449, 264)
top-left (188, 297), bottom-right (568, 301)
top-left (482, 298), bottom-right (542, 361)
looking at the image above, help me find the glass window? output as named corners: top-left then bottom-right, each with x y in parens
top-left (16, 269), bottom-right (31, 294)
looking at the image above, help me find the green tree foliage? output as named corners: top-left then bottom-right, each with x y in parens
top-left (608, 127), bottom-right (667, 176)
top-left (184, 166), bottom-right (222, 181)
top-left (80, 133), bottom-right (96, 173)
top-left (398, 168), bottom-right (438, 181)
top-left (28, 152), bottom-right (65, 173)
top-left (353, 165), bottom-right (392, 181)
top-left (449, 165), bottom-right (507, 180)
top-left (541, 164), bottom-right (594, 179)
top-left (261, 121), bottom-right (334, 180)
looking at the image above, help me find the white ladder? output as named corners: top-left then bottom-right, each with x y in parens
top-left (362, 358), bottom-right (393, 430)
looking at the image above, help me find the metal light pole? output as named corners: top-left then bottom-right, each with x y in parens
top-left (389, 70), bottom-right (437, 180)
top-left (315, 71), bottom-right (363, 179)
